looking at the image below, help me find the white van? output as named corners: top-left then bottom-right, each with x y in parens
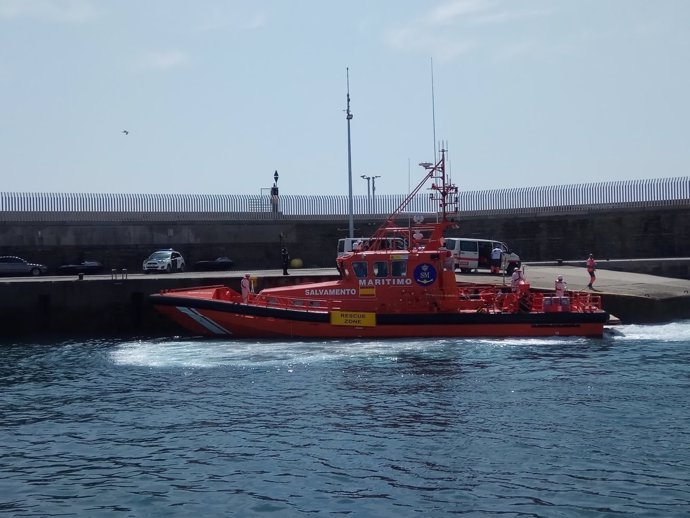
top-left (443, 238), bottom-right (521, 274)
top-left (337, 237), bottom-right (406, 257)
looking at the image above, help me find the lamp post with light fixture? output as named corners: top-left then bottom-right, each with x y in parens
top-left (360, 175), bottom-right (371, 212)
top-left (371, 175), bottom-right (381, 213)
top-left (345, 69), bottom-right (354, 238)
top-left (361, 174), bottom-right (381, 213)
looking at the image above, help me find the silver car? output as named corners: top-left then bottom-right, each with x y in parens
top-left (143, 249), bottom-right (185, 273)
top-left (0, 256), bottom-right (48, 276)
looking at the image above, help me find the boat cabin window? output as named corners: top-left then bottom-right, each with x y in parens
top-left (352, 261), bottom-right (368, 278)
top-left (373, 261), bottom-right (388, 277)
top-left (391, 260), bottom-right (407, 277)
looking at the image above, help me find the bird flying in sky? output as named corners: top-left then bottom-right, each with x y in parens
top-left (122, 130), bottom-right (129, 135)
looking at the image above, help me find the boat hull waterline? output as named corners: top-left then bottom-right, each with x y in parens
top-left (150, 288), bottom-right (609, 339)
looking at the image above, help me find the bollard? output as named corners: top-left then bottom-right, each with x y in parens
top-left (122, 268), bottom-right (128, 280)
top-left (111, 268), bottom-right (117, 280)
top-left (78, 273), bottom-right (84, 281)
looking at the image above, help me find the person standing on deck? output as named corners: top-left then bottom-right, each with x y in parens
top-left (555, 275), bottom-right (567, 297)
top-left (440, 241), bottom-right (454, 271)
top-left (586, 253), bottom-right (596, 289)
top-left (511, 265), bottom-right (525, 292)
top-left (241, 273), bottom-right (251, 303)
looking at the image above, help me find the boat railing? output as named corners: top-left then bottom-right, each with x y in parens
top-left (453, 286), bottom-right (603, 314)
top-left (250, 293), bottom-right (334, 312)
top-left (542, 292), bottom-right (603, 313)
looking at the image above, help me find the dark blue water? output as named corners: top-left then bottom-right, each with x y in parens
top-left (1, 323), bottom-right (689, 517)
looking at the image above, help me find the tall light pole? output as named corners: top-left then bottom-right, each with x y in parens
top-left (345, 68), bottom-right (354, 238)
top-left (360, 174), bottom-right (371, 213)
top-left (371, 175), bottom-right (381, 213)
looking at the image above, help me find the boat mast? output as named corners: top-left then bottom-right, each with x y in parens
top-left (345, 68), bottom-right (354, 238)
top-left (431, 57), bottom-right (437, 163)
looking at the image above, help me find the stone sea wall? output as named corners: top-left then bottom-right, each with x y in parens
top-left (0, 206), bottom-right (688, 274)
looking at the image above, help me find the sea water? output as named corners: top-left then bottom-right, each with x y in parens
top-left (1, 323), bottom-right (689, 517)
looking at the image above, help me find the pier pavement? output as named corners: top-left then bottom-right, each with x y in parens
top-left (459, 264), bottom-right (690, 300)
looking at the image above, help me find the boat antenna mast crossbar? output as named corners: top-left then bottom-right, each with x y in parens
top-left (426, 147), bottom-right (458, 223)
top-left (370, 148), bottom-right (458, 247)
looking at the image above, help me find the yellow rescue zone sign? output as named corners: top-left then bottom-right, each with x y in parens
top-left (330, 311), bottom-right (376, 327)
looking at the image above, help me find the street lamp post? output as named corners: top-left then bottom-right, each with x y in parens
top-left (371, 175), bottom-right (381, 213)
top-left (360, 174), bottom-right (371, 213)
top-left (345, 69), bottom-right (354, 238)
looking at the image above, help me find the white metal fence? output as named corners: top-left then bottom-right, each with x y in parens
top-left (0, 177), bottom-right (687, 222)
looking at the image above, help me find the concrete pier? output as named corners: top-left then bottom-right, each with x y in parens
top-left (0, 264), bottom-right (688, 341)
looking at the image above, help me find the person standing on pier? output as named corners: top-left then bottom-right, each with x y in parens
top-left (281, 247), bottom-right (290, 275)
top-left (491, 245), bottom-right (503, 274)
top-left (586, 253), bottom-right (597, 289)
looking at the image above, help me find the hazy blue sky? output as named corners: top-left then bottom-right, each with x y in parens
top-left (1, 0), bottom-right (688, 196)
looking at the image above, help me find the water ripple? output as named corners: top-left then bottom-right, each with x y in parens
top-left (1, 324), bottom-right (690, 516)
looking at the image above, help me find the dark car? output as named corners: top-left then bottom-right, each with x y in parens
top-left (57, 261), bottom-right (105, 275)
top-left (194, 257), bottom-right (235, 271)
top-left (0, 256), bottom-right (48, 276)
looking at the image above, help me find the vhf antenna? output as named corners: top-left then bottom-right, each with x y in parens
top-left (431, 57), bottom-right (437, 163)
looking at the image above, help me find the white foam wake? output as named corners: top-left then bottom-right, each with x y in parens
top-left (611, 321), bottom-right (690, 342)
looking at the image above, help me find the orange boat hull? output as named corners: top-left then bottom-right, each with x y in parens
top-left (151, 293), bottom-right (608, 339)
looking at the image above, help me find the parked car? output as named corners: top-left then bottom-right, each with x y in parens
top-left (0, 256), bottom-right (48, 276)
top-left (143, 249), bottom-right (185, 273)
top-left (443, 237), bottom-right (521, 274)
top-left (193, 257), bottom-right (234, 271)
top-left (57, 260), bottom-right (104, 275)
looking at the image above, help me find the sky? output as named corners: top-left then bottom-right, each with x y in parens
top-left (1, 0), bottom-right (689, 196)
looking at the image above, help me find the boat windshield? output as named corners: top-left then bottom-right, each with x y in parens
top-left (352, 262), bottom-right (368, 278)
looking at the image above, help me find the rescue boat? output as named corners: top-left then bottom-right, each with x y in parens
top-left (150, 150), bottom-right (609, 338)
